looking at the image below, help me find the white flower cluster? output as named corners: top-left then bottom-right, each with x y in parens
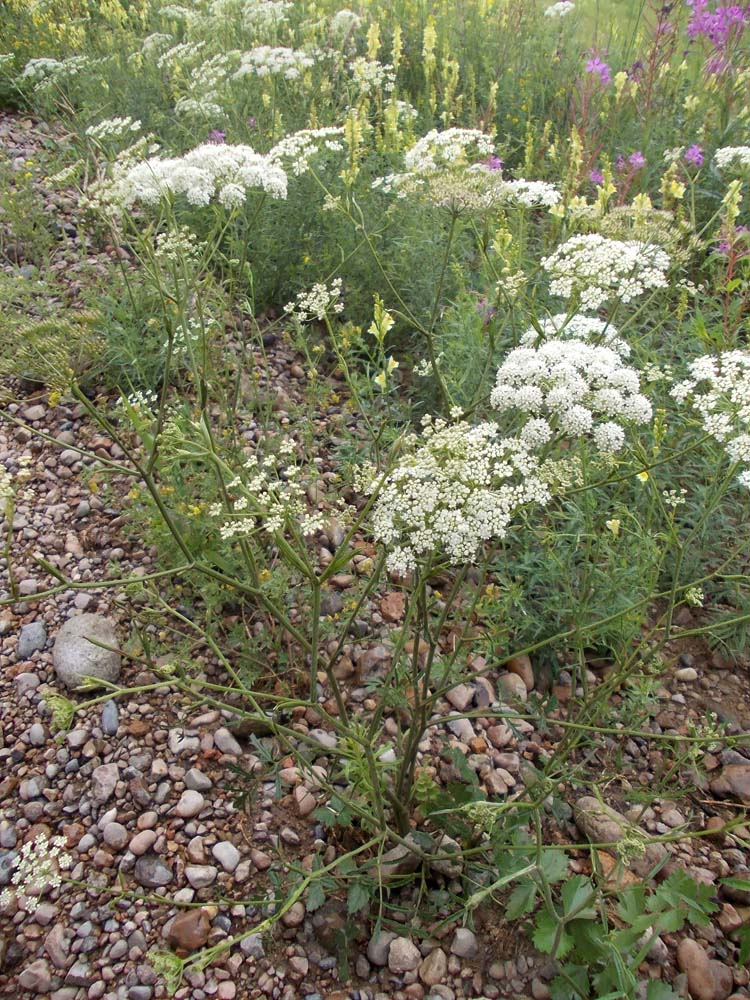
top-left (269, 127), bottom-right (344, 176)
top-left (369, 418), bottom-right (550, 575)
top-left (234, 46), bottom-right (315, 81)
top-left (0, 834), bottom-right (72, 909)
top-left (154, 225), bottom-right (201, 262)
top-left (671, 351), bottom-right (750, 487)
top-left (330, 8), bottom-right (362, 37)
top-left (349, 57), bottom-right (396, 95)
top-left (243, 0), bottom-right (292, 29)
top-left (20, 56), bottom-right (88, 90)
top-left (541, 234), bottom-right (670, 310)
top-left (499, 179), bottom-right (561, 208)
top-left (85, 116), bottom-right (142, 142)
top-left (212, 444), bottom-right (323, 538)
top-left (141, 32), bottom-right (173, 57)
top-left (104, 142), bottom-right (288, 210)
top-left (714, 146), bottom-right (750, 172)
top-left (156, 41), bottom-right (205, 70)
top-left (544, 1), bottom-right (574, 15)
top-left (520, 313), bottom-right (629, 356)
top-left (491, 340), bottom-right (652, 453)
top-left (285, 278), bottom-right (344, 322)
top-left (403, 128), bottom-right (495, 173)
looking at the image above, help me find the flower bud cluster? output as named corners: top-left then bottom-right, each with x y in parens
top-left (541, 233), bottom-right (670, 310)
top-left (369, 418), bottom-right (550, 574)
top-left (0, 834), bottom-right (72, 909)
top-left (234, 45), bottom-right (315, 80)
top-left (491, 339), bottom-right (652, 453)
top-left (519, 312), bottom-right (629, 356)
top-left (269, 127), bottom-right (345, 176)
top-left (285, 278), bottom-right (344, 322)
top-left (671, 350), bottom-right (750, 486)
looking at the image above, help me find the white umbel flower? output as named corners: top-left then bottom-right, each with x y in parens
top-left (369, 418), bottom-right (550, 574)
top-left (714, 146), bottom-right (750, 172)
top-left (520, 312), bottom-right (630, 356)
top-left (541, 234), bottom-right (670, 310)
top-left (491, 339), bottom-right (652, 452)
top-left (672, 350), bottom-right (750, 486)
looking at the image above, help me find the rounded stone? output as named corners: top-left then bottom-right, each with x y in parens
top-left (174, 790), bottom-right (205, 818)
top-left (129, 830), bottom-right (157, 856)
top-left (450, 927), bottom-right (478, 958)
top-left (211, 841), bottom-right (241, 873)
top-left (102, 822), bottom-right (128, 851)
top-left (419, 947), bottom-right (448, 986)
top-left (388, 937), bottom-right (422, 973)
top-left (53, 614), bottom-right (121, 690)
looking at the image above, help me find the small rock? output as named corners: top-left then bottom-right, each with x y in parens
top-left (129, 830), bottom-right (157, 856)
top-left (677, 938), bottom-right (729, 1000)
top-left (19, 958), bottom-right (52, 992)
top-left (710, 765), bottom-right (750, 805)
top-left (53, 614), bottom-right (121, 690)
top-left (388, 937), bottom-right (422, 973)
top-left (675, 666), bottom-right (698, 682)
top-left (506, 654), bottom-right (534, 691)
top-left (101, 701), bottom-right (119, 736)
top-left (450, 928), bottom-right (478, 959)
top-left (368, 931), bottom-right (398, 967)
top-left (498, 672), bottom-right (528, 703)
top-left (91, 763), bottom-right (119, 803)
top-left (18, 622), bottom-right (47, 659)
top-left (320, 592), bottom-right (344, 616)
top-left (380, 592), bottom-right (406, 622)
top-left (165, 909), bottom-right (211, 952)
top-left (174, 790), bottom-right (205, 818)
top-left (28, 723), bottom-right (46, 747)
top-left (213, 728), bottom-right (242, 756)
top-left (102, 822), bottom-right (128, 851)
top-left (212, 841), bottom-right (240, 873)
top-left (294, 786), bottom-right (316, 816)
top-left (240, 933), bottom-right (264, 959)
top-left (185, 769), bottom-right (213, 792)
top-left (573, 796), bottom-right (668, 877)
top-left (419, 948), bottom-right (448, 986)
top-left (308, 728), bottom-right (338, 750)
top-left (281, 901), bottom-right (306, 927)
top-left (446, 684), bottom-right (474, 712)
top-left (134, 855), bottom-right (173, 888)
top-left (185, 865), bottom-right (218, 889)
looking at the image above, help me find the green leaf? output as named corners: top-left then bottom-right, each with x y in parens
top-left (646, 981), bottom-right (682, 1000)
top-left (505, 880), bottom-right (538, 920)
top-left (540, 849), bottom-right (570, 884)
top-left (550, 965), bottom-right (590, 1000)
top-left (616, 884), bottom-right (647, 926)
top-left (347, 881), bottom-right (370, 914)
top-left (306, 880), bottom-right (326, 913)
top-left (649, 870), bottom-right (718, 928)
top-left (561, 875), bottom-right (597, 920)
top-left (721, 876), bottom-right (750, 893)
top-left (532, 910), bottom-right (575, 958)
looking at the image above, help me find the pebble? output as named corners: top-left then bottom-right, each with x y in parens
top-left (419, 948), bottom-right (447, 986)
top-left (101, 700), bottom-right (119, 735)
top-left (212, 841), bottom-right (241, 872)
top-left (240, 934), bottom-right (265, 959)
top-left (134, 854), bottom-right (173, 888)
top-left (19, 958), bottom-right (52, 992)
top-left (675, 666), bottom-right (698, 682)
top-left (185, 865), bottom-right (218, 888)
top-left (213, 727), bottom-right (243, 756)
top-left (165, 909), bottom-right (211, 952)
top-left (573, 796), bottom-right (668, 877)
top-left (102, 822), bottom-right (128, 850)
top-left (677, 938), bottom-right (732, 1000)
top-left (368, 930), bottom-right (398, 966)
top-left (52, 614), bottom-right (121, 689)
top-left (17, 621), bottom-right (47, 659)
top-left (174, 790), bottom-right (205, 818)
top-left (185, 768), bottom-right (213, 792)
top-left (91, 763), bottom-right (119, 803)
top-left (281, 901), bottom-right (306, 927)
top-left (28, 722), bottom-right (46, 746)
top-left (506, 654), bottom-right (535, 691)
top-left (450, 928), bottom-right (478, 958)
top-left (388, 937), bottom-right (422, 973)
top-left (129, 830), bottom-right (157, 856)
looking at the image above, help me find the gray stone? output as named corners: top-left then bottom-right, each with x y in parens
top-left (101, 700), bottom-right (119, 736)
top-left (53, 614), bottom-right (121, 690)
top-left (213, 728), bottom-right (242, 756)
top-left (28, 723), bottom-right (46, 747)
top-left (240, 933), bottom-right (265, 959)
top-left (65, 961), bottom-right (92, 987)
top-left (102, 822), bottom-right (128, 851)
top-left (450, 927), bottom-right (478, 958)
top-left (367, 930), bottom-right (397, 966)
top-left (573, 796), bottom-right (669, 877)
top-left (308, 728), bottom-right (338, 750)
top-left (185, 768), bottom-right (212, 792)
top-left (388, 937), bottom-right (422, 973)
top-left (19, 958), bottom-right (52, 992)
top-left (91, 763), bottom-right (119, 803)
top-left (174, 790), bottom-right (205, 818)
top-left (134, 854), bottom-right (173, 888)
top-left (185, 865), bottom-right (218, 888)
top-left (129, 830), bottom-right (157, 856)
top-left (212, 841), bottom-right (240, 873)
top-left (18, 621), bottom-right (47, 659)
top-left (419, 948), bottom-right (448, 986)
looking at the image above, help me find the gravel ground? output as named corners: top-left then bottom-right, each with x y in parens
top-left (2, 111), bottom-right (750, 1000)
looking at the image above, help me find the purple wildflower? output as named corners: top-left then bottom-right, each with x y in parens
top-left (585, 56), bottom-right (611, 84)
top-left (615, 154), bottom-right (626, 171)
top-left (589, 168), bottom-right (604, 184)
top-left (485, 155), bottom-right (504, 172)
top-left (717, 225), bottom-right (750, 256)
top-left (684, 144), bottom-right (705, 167)
top-left (628, 151), bottom-right (646, 169)
top-left (687, 0), bottom-right (750, 49)
top-left (208, 129), bottom-right (226, 144)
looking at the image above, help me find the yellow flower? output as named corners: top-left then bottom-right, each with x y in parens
top-left (373, 371), bottom-right (387, 390)
top-left (605, 519), bottom-right (621, 537)
top-left (637, 471), bottom-right (649, 483)
top-left (386, 356), bottom-right (399, 375)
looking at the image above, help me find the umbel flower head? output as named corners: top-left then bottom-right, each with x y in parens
top-left (541, 233), bottom-right (670, 310)
top-left (520, 312), bottom-right (630, 356)
top-left (491, 339), bottom-right (652, 453)
top-left (0, 834), bottom-right (72, 909)
top-left (369, 418), bottom-right (550, 575)
top-left (104, 142), bottom-right (288, 211)
top-left (671, 350), bottom-right (750, 488)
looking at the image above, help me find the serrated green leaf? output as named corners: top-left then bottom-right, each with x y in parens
top-left (550, 965), bottom-right (590, 1000)
top-left (532, 910), bottom-right (574, 958)
top-left (540, 849), bottom-right (570, 884)
top-left (646, 981), bottom-right (682, 1000)
top-left (347, 881), bottom-right (370, 914)
top-left (616, 884), bottom-right (647, 925)
top-left (306, 880), bottom-right (326, 913)
top-left (649, 869), bottom-right (718, 928)
top-left (505, 880), bottom-right (538, 920)
top-left (560, 875), bottom-right (596, 919)
top-left (721, 876), bottom-right (750, 892)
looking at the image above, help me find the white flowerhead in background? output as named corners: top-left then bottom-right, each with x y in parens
top-left (541, 234), bottom-right (670, 310)
top-left (672, 350), bottom-right (750, 487)
top-left (545, 0), bottom-right (574, 15)
top-left (234, 46), bottom-right (315, 81)
top-left (714, 146), bottom-right (750, 173)
top-left (491, 339), bottom-right (652, 453)
top-left (0, 834), bottom-right (72, 909)
top-left (520, 312), bottom-right (630, 356)
top-left (369, 418), bottom-right (550, 575)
